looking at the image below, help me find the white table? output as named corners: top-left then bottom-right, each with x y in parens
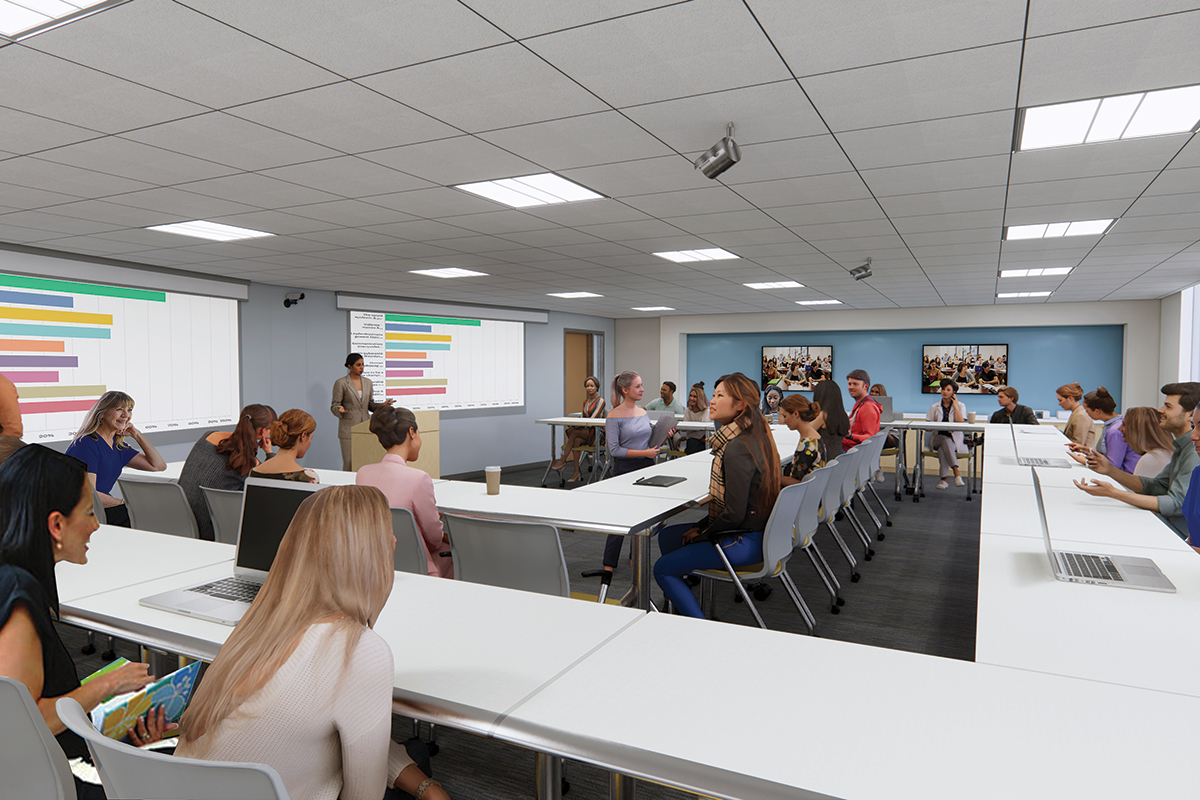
top-left (121, 461), bottom-right (360, 486)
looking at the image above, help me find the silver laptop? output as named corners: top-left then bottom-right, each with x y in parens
top-left (1032, 470), bottom-right (1175, 592)
top-left (1010, 419), bottom-right (1072, 468)
top-left (875, 395), bottom-right (894, 423)
top-left (140, 478), bottom-right (322, 625)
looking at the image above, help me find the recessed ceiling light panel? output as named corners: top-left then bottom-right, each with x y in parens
top-left (997, 291), bottom-right (1052, 299)
top-left (999, 267), bottom-right (1073, 278)
top-left (1004, 220), bottom-right (1112, 240)
top-left (408, 268), bottom-right (488, 279)
top-left (1018, 85), bottom-right (1200, 150)
top-left (146, 220), bottom-right (274, 242)
top-left (0, 0), bottom-right (129, 40)
top-left (547, 292), bottom-right (602, 299)
top-left (653, 248), bottom-right (739, 263)
top-left (796, 299), bottom-right (842, 305)
top-left (632, 306), bottom-right (675, 311)
top-left (455, 173), bottom-right (603, 208)
top-left (744, 281), bottom-right (803, 290)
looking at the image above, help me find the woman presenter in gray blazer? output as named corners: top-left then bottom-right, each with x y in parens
top-left (331, 353), bottom-right (392, 470)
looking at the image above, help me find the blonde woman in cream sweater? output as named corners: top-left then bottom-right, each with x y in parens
top-left (177, 485), bottom-right (449, 800)
top-left (1057, 382), bottom-right (1096, 448)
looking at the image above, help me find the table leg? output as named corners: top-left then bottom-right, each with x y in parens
top-left (535, 752), bottom-right (564, 800)
top-left (139, 645), bottom-right (178, 676)
top-left (633, 532), bottom-right (652, 610)
top-left (610, 772), bottom-right (637, 800)
top-left (541, 425), bottom-right (560, 487)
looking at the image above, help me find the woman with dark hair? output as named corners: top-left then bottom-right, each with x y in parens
top-left (178, 404), bottom-right (277, 541)
top-left (331, 352), bottom-right (393, 471)
top-left (357, 405), bottom-right (453, 578)
top-left (251, 409), bottom-right (318, 483)
top-left (812, 378), bottom-right (849, 459)
top-left (1082, 387), bottom-right (1137, 473)
top-left (779, 393), bottom-right (824, 485)
top-left (0, 446), bottom-right (170, 800)
top-left (65, 390), bottom-right (167, 527)
top-left (1057, 382), bottom-right (1095, 447)
top-left (653, 373), bottom-right (782, 619)
top-left (761, 384), bottom-right (784, 423)
top-left (550, 376), bottom-right (607, 482)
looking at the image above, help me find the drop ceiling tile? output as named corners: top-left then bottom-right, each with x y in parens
top-left (0, 106), bottom-right (103, 155)
top-left (620, 187), bottom-right (756, 218)
top-left (575, 219), bottom-right (686, 242)
top-left (104, 187), bottom-right (261, 220)
top-left (880, 186), bottom-right (1008, 218)
top-left (718, 136), bottom-right (856, 186)
top-left (1125, 194), bottom-right (1200, 217)
top-left (0, 210), bottom-right (122, 236)
top-left (0, 157), bottom-right (153, 197)
top-left (439, 210), bottom-right (558, 235)
top-left (835, 110), bottom-right (1014, 170)
top-left (478, 111), bottom-right (674, 171)
top-left (27, 0), bottom-right (340, 108)
top-left (34, 137), bottom-right (236, 186)
top-left (861, 154), bottom-right (1010, 198)
top-left (364, 186), bottom-right (509, 218)
top-left (180, 173), bottom-right (341, 209)
top-left (1006, 173), bottom-right (1158, 209)
top-left (260, 156), bottom-right (436, 199)
top-left (1143, 167), bottom-right (1200, 198)
top-left (768, 199), bottom-right (886, 228)
top-left (122, 112), bottom-right (342, 172)
top-left (427, 235), bottom-right (532, 254)
top-left (668, 210), bottom-right (784, 236)
top-left (734, 172), bottom-right (871, 209)
top-left (36, 199), bottom-right (168, 228)
top-left (561, 154), bottom-right (712, 198)
top-left (892, 208), bottom-right (1004, 232)
top-left (1008, 136), bottom-right (1186, 184)
top-left (360, 135), bottom-right (541, 186)
top-left (283, 199), bottom-right (416, 227)
top-left (0, 180), bottom-right (85, 208)
top-left (1110, 212), bottom-right (1200, 233)
top-left (522, 199), bottom-right (650, 227)
top-left (0, 222), bottom-right (66, 243)
top-left (903, 228), bottom-right (998, 246)
top-left (206, 210), bottom-right (340, 236)
top-left (1004, 200), bottom-right (1131, 225)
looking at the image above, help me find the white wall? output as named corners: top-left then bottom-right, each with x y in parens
top-left (614, 316), bottom-right (662, 395)
top-left (1159, 292), bottom-right (1183, 386)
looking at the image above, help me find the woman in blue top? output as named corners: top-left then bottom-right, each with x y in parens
top-left (65, 391), bottom-right (166, 528)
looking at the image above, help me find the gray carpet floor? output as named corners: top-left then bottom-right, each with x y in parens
top-left (55, 463), bottom-right (980, 799)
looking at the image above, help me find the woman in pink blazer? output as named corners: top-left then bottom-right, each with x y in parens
top-left (355, 406), bottom-right (453, 578)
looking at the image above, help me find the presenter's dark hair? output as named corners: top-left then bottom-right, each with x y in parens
top-left (1083, 387), bottom-right (1116, 415)
top-left (1161, 382), bottom-right (1200, 413)
top-left (0, 445), bottom-right (89, 616)
top-left (345, 353), bottom-right (363, 369)
top-left (215, 404), bottom-right (277, 477)
top-left (939, 378), bottom-right (957, 392)
top-left (998, 386), bottom-right (1019, 403)
top-left (846, 368), bottom-right (870, 386)
top-left (270, 409), bottom-right (316, 450)
top-left (662, 381), bottom-right (676, 393)
top-left (369, 405), bottom-right (419, 449)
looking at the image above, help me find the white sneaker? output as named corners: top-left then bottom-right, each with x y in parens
top-left (873, 469), bottom-right (885, 483)
top-left (936, 479), bottom-right (949, 490)
top-left (954, 476), bottom-right (965, 487)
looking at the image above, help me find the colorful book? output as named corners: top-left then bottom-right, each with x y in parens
top-left (89, 660), bottom-right (201, 740)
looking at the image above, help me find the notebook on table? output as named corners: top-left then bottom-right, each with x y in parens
top-left (1011, 419), bottom-right (1073, 468)
top-left (1032, 469), bottom-right (1175, 592)
top-left (633, 475), bottom-right (686, 487)
top-left (140, 478), bottom-right (323, 625)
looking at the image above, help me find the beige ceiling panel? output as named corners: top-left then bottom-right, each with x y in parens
top-left (835, 111), bottom-right (1015, 170)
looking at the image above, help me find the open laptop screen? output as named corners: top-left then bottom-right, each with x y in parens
top-left (236, 478), bottom-right (323, 574)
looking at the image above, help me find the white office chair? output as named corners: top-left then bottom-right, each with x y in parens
top-left (0, 677), bottom-right (76, 800)
top-left (834, 446), bottom-right (876, 560)
top-left (443, 513), bottom-right (571, 598)
top-left (794, 465), bottom-right (845, 614)
top-left (852, 432), bottom-right (894, 539)
top-left (117, 479), bottom-right (199, 538)
top-left (56, 697), bottom-right (290, 800)
top-left (815, 457), bottom-right (862, 584)
top-left (201, 486), bottom-right (244, 545)
top-left (391, 507), bottom-right (431, 575)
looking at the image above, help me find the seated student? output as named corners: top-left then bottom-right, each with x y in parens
top-left (842, 369), bottom-right (881, 452)
top-left (926, 379), bottom-right (966, 489)
top-left (1123, 406), bottom-right (1175, 478)
top-left (645, 381), bottom-right (688, 417)
top-left (653, 373), bottom-right (781, 619)
top-left (177, 486), bottom-right (449, 800)
top-left (761, 384), bottom-right (784, 423)
top-left (64, 391), bottom-right (167, 527)
top-left (681, 382), bottom-right (711, 455)
top-left (0, 446), bottom-right (171, 800)
top-left (953, 363), bottom-right (976, 389)
top-left (977, 361), bottom-right (1002, 390)
top-left (178, 404), bottom-right (277, 541)
top-left (779, 393), bottom-right (824, 485)
top-left (1183, 405), bottom-right (1200, 553)
top-left (356, 405), bottom-right (453, 579)
top-left (1082, 387), bottom-right (1138, 473)
top-left (812, 375), bottom-right (848, 462)
top-left (1057, 382), bottom-right (1096, 447)
top-left (1074, 383), bottom-right (1200, 539)
top-left (550, 376), bottom-right (606, 482)
top-left (250, 409), bottom-right (319, 483)
top-left (989, 386), bottom-right (1038, 425)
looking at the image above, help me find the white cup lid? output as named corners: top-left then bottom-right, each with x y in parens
top-left (484, 466), bottom-right (501, 472)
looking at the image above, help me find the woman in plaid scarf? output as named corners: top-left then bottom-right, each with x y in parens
top-left (653, 373), bottom-right (781, 618)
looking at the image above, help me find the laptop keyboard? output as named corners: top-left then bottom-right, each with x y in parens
top-left (187, 576), bottom-right (262, 603)
top-left (1062, 552), bottom-right (1123, 582)
top-left (1019, 457), bottom-right (1055, 467)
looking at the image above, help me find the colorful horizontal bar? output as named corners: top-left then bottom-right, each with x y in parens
top-left (387, 369), bottom-right (424, 378)
top-left (386, 387), bottom-right (448, 396)
top-left (387, 378), bottom-right (448, 387)
top-left (0, 339), bottom-right (66, 352)
top-left (0, 371), bottom-right (57, 383)
top-left (0, 306), bottom-right (112, 326)
top-left (0, 354), bottom-right (78, 368)
top-left (385, 332), bottom-right (451, 342)
top-left (387, 360), bottom-right (433, 368)
top-left (385, 314), bottom-right (481, 327)
top-left (0, 273), bottom-right (166, 302)
top-left (390, 342), bottom-right (451, 351)
top-left (18, 398), bottom-right (97, 415)
top-left (0, 290), bottom-right (73, 308)
top-left (16, 384), bottom-right (106, 399)
top-left (385, 350), bottom-right (427, 359)
top-left (385, 323), bottom-right (432, 333)
top-left (0, 323), bottom-right (110, 339)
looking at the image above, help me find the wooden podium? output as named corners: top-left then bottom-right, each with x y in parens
top-left (350, 410), bottom-right (440, 478)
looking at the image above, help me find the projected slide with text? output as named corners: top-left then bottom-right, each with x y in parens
top-left (350, 311), bottom-right (524, 410)
top-left (0, 273), bottom-right (240, 443)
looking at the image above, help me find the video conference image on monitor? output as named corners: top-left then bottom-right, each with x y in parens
top-left (762, 346), bottom-right (833, 391)
top-left (922, 344), bottom-right (1008, 394)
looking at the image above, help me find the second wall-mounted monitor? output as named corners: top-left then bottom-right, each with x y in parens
top-left (762, 345), bottom-right (833, 391)
top-left (922, 344), bottom-right (1008, 394)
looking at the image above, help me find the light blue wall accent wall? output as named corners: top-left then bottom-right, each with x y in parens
top-left (686, 324), bottom-right (1125, 417)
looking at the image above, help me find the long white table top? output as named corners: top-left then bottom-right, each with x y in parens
top-left (122, 461), bottom-right (360, 486)
top-left (536, 416), bottom-right (712, 432)
top-left (572, 457), bottom-right (713, 503)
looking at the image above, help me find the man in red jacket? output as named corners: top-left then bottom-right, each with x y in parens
top-left (842, 368), bottom-right (881, 452)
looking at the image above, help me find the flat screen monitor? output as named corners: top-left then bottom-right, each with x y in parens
top-left (762, 346), bottom-right (833, 391)
top-left (922, 344), bottom-right (1008, 394)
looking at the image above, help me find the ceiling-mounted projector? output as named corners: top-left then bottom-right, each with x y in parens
top-left (850, 258), bottom-right (872, 281)
top-left (694, 122), bottom-right (741, 179)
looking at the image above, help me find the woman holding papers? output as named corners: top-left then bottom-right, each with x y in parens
top-left (250, 409), bottom-right (319, 483)
top-left (1057, 382), bottom-right (1096, 447)
top-left (0, 446), bottom-right (171, 800)
top-left (178, 485), bottom-right (448, 800)
top-left (653, 373), bottom-right (781, 619)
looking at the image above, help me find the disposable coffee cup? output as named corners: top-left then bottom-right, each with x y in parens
top-left (485, 466), bottom-right (501, 495)
top-left (968, 411), bottom-right (977, 423)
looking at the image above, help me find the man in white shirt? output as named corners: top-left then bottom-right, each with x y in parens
top-left (645, 380), bottom-right (686, 416)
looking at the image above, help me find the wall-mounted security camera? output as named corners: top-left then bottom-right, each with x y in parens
top-left (283, 291), bottom-right (305, 308)
top-left (850, 258), bottom-right (872, 282)
top-left (694, 122), bottom-right (741, 180)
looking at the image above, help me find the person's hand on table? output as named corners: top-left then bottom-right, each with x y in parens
top-left (682, 526), bottom-right (703, 544)
top-left (1073, 478), bottom-right (1120, 498)
top-left (127, 705), bottom-right (177, 747)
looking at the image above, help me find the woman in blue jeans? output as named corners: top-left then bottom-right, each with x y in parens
top-left (654, 372), bottom-right (781, 618)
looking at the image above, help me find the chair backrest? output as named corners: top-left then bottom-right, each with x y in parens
top-left (759, 482), bottom-right (808, 577)
top-left (838, 447), bottom-right (863, 505)
top-left (390, 507), bottom-right (430, 575)
top-left (201, 486), bottom-right (244, 545)
top-left (117, 479), bottom-right (198, 538)
top-left (443, 514), bottom-right (570, 597)
top-left (855, 433), bottom-right (888, 488)
top-left (92, 488), bottom-right (106, 526)
top-left (816, 457), bottom-right (849, 523)
top-left (0, 677), bottom-right (76, 800)
top-left (796, 464), bottom-right (833, 544)
top-left (55, 697), bottom-right (290, 800)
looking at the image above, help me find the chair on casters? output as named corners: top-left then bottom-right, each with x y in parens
top-left (692, 482), bottom-right (816, 634)
top-left (390, 507), bottom-right (431, 575)
top-left (56, 697), bottom-right (290, 800)
top-left (834, 447), bottom-right (876, 560)
top-left (0, 677), bottom-right (76, 800)
top-left (815, 457), bottom-right (862, 583)
top-left (201, 486), bottom-right (244, 545)
top-left (795, 465), bottom-right (845, 614)
top-left (919, 429), bottom-right (973, 501)
top-left (443, 514), bottom-right (571, 598)
top-left (852, 433), bottom-right (893, 541)
top-left (117, 479), bottom-right (199, 538)
top-left (83, 490), bottom-right (116, 660)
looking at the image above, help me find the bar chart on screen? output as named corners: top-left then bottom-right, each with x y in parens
top-left (0, 273), bottom-right (240, 442)
top-left (350, 311), bottom-right (524, 411)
